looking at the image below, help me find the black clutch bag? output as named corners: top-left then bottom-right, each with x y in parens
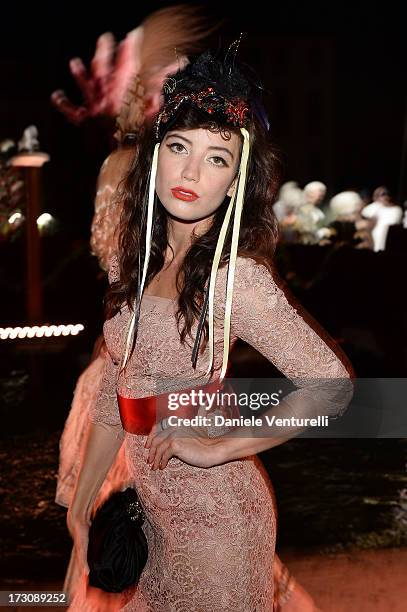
top-left (87, 487), bottom-right (148, 593)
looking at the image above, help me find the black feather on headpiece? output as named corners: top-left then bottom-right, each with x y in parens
top-left (168, 50), bottom-right (252, 100)
top-left (155, 48), bottom-right (269, 138)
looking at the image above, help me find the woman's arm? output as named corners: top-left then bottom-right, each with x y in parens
top-left (213, 258), bottom-right (354, 460)
top-left (74, 346), bottom-right (126, 522)
top-left (67, 419), bottom-right (124, 577)
top-left (67, 244), bottom-right (125, 558)
top-left (146, 257), bottom-right (353, 469)
top-left (68, 420), bottom-right (124, 525)
top-left (67, 349), bottom-right (125, 572)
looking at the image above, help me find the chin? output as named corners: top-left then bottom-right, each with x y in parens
top-left (170, 209), bottom-right (208, 223)
top-left (160, 200), bottom-right (207, 222)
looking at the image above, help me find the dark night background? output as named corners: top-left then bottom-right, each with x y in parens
top-left (1, 0), bottom-right (407, 600)
top-left (1, 0), bottom-right (406, 238)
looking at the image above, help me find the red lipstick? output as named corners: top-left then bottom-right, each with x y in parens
top-left (171, 186), bottom-right (199, 202)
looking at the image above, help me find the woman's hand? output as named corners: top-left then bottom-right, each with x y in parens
top-left (144, 421), bottom-right (224, 470)
top-left (67, 509), bottom-right (90, 576)
top-left (51, 29), bottom-right (143, 124)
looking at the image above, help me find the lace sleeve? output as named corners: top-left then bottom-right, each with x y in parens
top-left (230, 258), bottom-right (353, 423)
top-left (89, 255), bottom-right (124, 439)
top-left (89, 351), bottom-right (124, 437)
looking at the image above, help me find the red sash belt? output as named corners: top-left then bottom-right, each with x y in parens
top-left (117, 379), bottom-right (225, 435)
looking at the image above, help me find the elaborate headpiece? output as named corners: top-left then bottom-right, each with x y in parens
top-left (120, 44), bottom-right (269, 383)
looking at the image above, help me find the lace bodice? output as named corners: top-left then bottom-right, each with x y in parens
top-left (91, 254), bottom-right (351, 431)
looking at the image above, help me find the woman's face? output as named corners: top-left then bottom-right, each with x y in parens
top-left (155, 128), bottom-right (241, 222)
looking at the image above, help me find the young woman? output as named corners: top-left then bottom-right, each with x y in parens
top-left (67, 50), bottom-right (352, 611)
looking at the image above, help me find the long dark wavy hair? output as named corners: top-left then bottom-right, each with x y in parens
top-left (105, 102), bottom-right (281, 357)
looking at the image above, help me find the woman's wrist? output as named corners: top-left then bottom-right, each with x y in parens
top-left (213, 425), bottom-right (258, 464)
top-left (69, 494), bottom-right (96, 527)
top-left (214, 425), bottom-right (291, 464)
top-left (68, 505), bottom-right (90, 526)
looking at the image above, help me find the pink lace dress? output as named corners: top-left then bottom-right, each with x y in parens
top-left (68, 254), bottom-right (350, 611)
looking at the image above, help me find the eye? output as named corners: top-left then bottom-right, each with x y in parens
top-left (209, 156), bottom-right (228, 167)
top-left (167, 142), bottom-right (187, 154)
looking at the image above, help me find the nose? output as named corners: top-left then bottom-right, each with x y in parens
top-left (181, 156), bottom-right (200, 183)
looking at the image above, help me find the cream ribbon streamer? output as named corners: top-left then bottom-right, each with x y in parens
top-left (204, 184), bottom-right (236, 378)
top-left (205, 128), bottom-right (251, 382)
top-left (119, 142), bottom-right (160, 376)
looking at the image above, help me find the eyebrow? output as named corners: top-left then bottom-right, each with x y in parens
top-left (165, 132), bottom-right (235, 160)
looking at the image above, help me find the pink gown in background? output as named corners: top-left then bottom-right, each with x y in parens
top-left (67, 253), bottom-right (350, 611)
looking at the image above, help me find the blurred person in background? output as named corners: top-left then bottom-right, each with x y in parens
top-left (361, 185), bottom-right (403, 251)
top-left (328, 190), bottom-right (373, 249)
top-left (273, 180), bottom-right (305, 243)
top-left (296, 180), bottom-right (327, 244)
